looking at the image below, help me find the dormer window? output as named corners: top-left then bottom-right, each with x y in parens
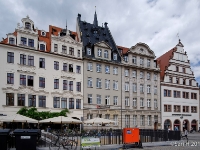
top-left (28, 39), bottom-right (34, 47)
top-left (124, 56), bottom-right (128, 62)
top-left (87, 48), bottom-right (91, 55)
top-left (97, 49), bottom-right (102, 57)
top-left (113, 53), bottom-right (117, 60)
top-left (132, 56), bottom-right (136, 64)
top-left (93, 30), bottom-right (98, 34)
top-left (21, 37), bottom-right (27, 45)
top-left (40, 44), bottom-right (45, 51)
top-left (25, 22), bottom-right (31, 29)
top-left (104, 50), bottom-right (108, 58)
top-left (9, 38), bottom-right (15, 44)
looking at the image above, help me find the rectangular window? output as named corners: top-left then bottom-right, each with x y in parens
top-left (54, 44), bottom-right (58, 52)
top-left (7, 73), bottom-right (14, 84)
top-left (76, 99), bottom-right (81, 109)
top-left (96, 78), bottom-right (102, 88)
top-left (147, 85), bottom-right (151, 93)
top-left (105, 114), bottom-right (110, 119)
top-left (61, 98), bottom-right (67, 109)
top-left (164, 89), bottom-right (171, 97)
top-left (54, 79), bottom-right (59, 89)
top-left (174, 105), bottom-right (180, 112)
top-left (164, 105), bottom-right (171, 112)
top-left (147, 72), bottom-right (150, 80)
top-left (125, 115), bottom-right (130, 127)
top-left (21, 37), bottom-right (27, 45)
top-left (63, 80), bottom-right (68, 90)
top-left (39, 77), bottom-right (45, 88)
top-left (140, 58), bottom-right (144, 65)
top-left (169, 77), bottom-right (172, 83)
top-left (69, 98), bottom-right (74, 109)
top-left (132, 56), bottom-right (136, 64)
top-left (27, 75), bottom-right (33, 86)
top-left (133, 98), bottom-right (137, 107)
top-left (39, 58), bottom-right (45, 68)
top-left (97, 49), bottom-right (102, 57)
top-left (18, 94), bottom-right (25, 106)
top-left (174, 91), bottom-right (180, 98)
top-left (88, 77), bottom-right (92, 87)
top-left (28, 39), bottom-right (34, 47)
top-left (154, 74), bottom-right (158, 81)
top-left (69, 81), bottom-right (73, 91)
top-left (183, 106), bottom-right (189, 112)
top-left (69, 47), bottom-right (74, 55)
top-left (125, 69), bottom-right (129, 77)
top-left (113, 67), bottom-right (118, 75)
top-left (39, 96), bottom-right (46, 107)
top-left (6, 93), bottom-right (14, 106)
top-left (69, 64), bottom-right (73, 72)
top-left (125, 82), bottom-right (129, 91)
top-left (88, 94), bottom-right (92, 104)
top-left (104, 50), bottom-right (108, 58)
top-left (133, 83), bottom-right (137, 92)
top-left (133, 115), bottom-right (137, 126)
top-left (105, 79), bottom-right (110, 89)
top-left (28, 95), bottom-right (36, 107)
top-left (96, 64), bottom-right (101, 73)
top-left (62, 45), bottom-right (67, 54)
top-left (105, 96), bottom-right (110, 105)
top-left (28, 56), bottom-right (34, 66)
top-left (87, 62), bottom-right (93, 71)
top-left (147, 115), bottom-right (151, 125)
top-left (154, 99), bottom-right (158, 108)
top-left (113, 96), bottom-right (118, 105)
top-left (20, 74), bottom-right (26, 86)
top-left (7, 52), bottom-right (14, 63)
top-left (87, 48), bottom-right (91, 55)
top-left (53, 97), bottom-right (60, 108)
top-left (140, 115), bottom-right (145, 126)
top-left (147, 99), bottom-right (151, 107)
top-left (154, 86), bottom-right (157, 95)
top-left (125, 97), bottom-right (129, 106)
top-left (113, 80), bottom-right (118, 90)
top-left (147, 59), bottom-right (151, 67)
top-left (97, 95), bottom-right (101, 104)
top-left (76, 82), bottom-right (81, 92)
top-left (124, 56), bottom-right (128, 62)
top-left (191, 93), bottom-right (197, 99)
top-left (191, 106), bottom-right (197, 113)
top-left (9, 37), bottom-right (15, 44)
top-left (40, 44), bottom-right (45, 51)
top-left (77, 50), bottom-right (80, 57)
top-left (105, 65), bottom-right (110, 73)
top-left (140, 84), bottom-right (144, 93)
top-left (183, 92), bottom-right (189, 99)
top-left (140, 98), bottom-right (144, 107)
top-left (132, 70), bottom-right (137, 78)
top-left (20, 54), bottom-right (26, 65)
top-left (54, 61), bottom-right (59, 70)
top-left (140, 71), bottom-right (143, 79)
top-left (113, 115), bottom-right (118, 125)
top-left (63, 63), bottom-right (67, 71)
top-left (113, 53), bottom-right (117, 60)
top-left (76, 65), bottom-right (81, 73)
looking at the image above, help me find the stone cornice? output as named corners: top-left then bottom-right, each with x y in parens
top-left (161, 82), bottom-right (199, 90)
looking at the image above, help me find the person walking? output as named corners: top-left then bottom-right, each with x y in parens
top-left (182, 128), bottom-right (188, 142)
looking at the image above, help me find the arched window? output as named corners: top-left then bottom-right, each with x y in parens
top-left (25, 22), bottom-right (31, 29)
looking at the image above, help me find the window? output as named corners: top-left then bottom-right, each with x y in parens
top-left (140, 98), bottom-right (144, 107)
top-left (189, 80), bottom-right (192, 86)
top-left (125, 82), bottom-right (129, 91)
top-left (176, 78), bottom-right (179, 84)
top-left (133, 98), bottom-right (137, 107)
top-left (54, 61), bottom-right (59, 70)
top-left (125, 97), bottom-right (129, 106)
top-left (124, 56), bottom-right (128, 62)
top-left (174, 91), bottom-right (180, 98)
top-left (133, 115), bottom-right (137, 126)
top-left (183, 79), bottom-right (186, 85)
top-left (87, 62), bottom-right (93, 71)
top-left (140, 84), bottom-right (144, 93)
top-left (147, 99), bottom-right (151, 107)
top-left (132, 56), bottom-right (136, 64)
top-left (140, 115), bottom-right (145, 126)
top-left (125, 115), bottom-right (130, 127)
top-left (133, 83), bottom-right (137, 92)
top-left (164, 105), bottom-right (171, 112)
top-left (147, 115), bottom-right (151, 126)
top-left (183, 106), bottom-right (189, 112)
top-left (28, 95), bottom-right (36, 107)
top-left (97, 49), bottom-right (102, 57)
top-left (77, 50), bottom-right (80, 57)
top-left (54, 44), bottom-right (58, 52)
top-left (140, 71), bottom-right (143, 79)
top-left (191, 93), bottom-right (197, 99)
top-left (191, 106), bottom-right (197, 113)
top-left (154, 86), bottom-right (157, 95)
top-left (40, 44), bottom-right (45, 51)
top-left (53, 97), bottom-right (60, 108)
top-left (69, 98), bottom-right (74, 109)
top-left (140, 57), bottom-right (144, 65)
top-left (87, 48), bottom-right (91, 55)
top-left (9, 37), bottom-right (15, 44)
top-left (147, 59), bottom-right (151, 67)
top-left (28, 39), bottom-right (34, 47)
top-left (105, 65), bottom-right (110, 73)
top-left (105, 114), bottom-right (110, 119)
top-left (113, 80), bottom-right (118, 90)
top-left (125, 69), bottom-right (129, 77)
top-left (113, 67), bottom-right (118, 75)
top-left (63, 63), bottom-right (67, 71)
top-left (183, 92), bottom-right (189, 99)
top-left (21, 37), bottom-right (27, 45)
top-left (174, 105), bottom-right (180, 112)
top-left (97, 95), bottom-right (101, 104)
top-left (88, 94), bottom-right (92, 104)
top-left (147, 72), bottom-right (150, 80)
top-left (7, 73), bottom-right (14, 84)
top-left (69, 64), bottom-right (73, 72)
top-left (62, 45), bottom-right (67, 54)
top-left (176, 66), bottom-right (179, 72)
top-left (76, 99), bottom-right (81, 109)
top-left (182, 68), bottom-right (185, 73)
top-left (6, 93), bottom-right (14, 106)
top-left (39, 58), bottom-right (45, 68)
top-left (96, 64), bottom-right (101, 72)
top-left (105, 96), bottom-right (110, 105)
top-left (105, 79), bottom-right (110, 89)
top-left (147, 85), bottom-right (151, 93)
top-left (76, 66), bottom-right (81, 73)
top-left (154, 74), bottom-right (157, 81)
top-left (164, 89), bottom-right (171, 97)
top-left (20, 54), bottom-right (26, 65)
top-left (154, 99), bottom-right (157, 108)
top-left (104, 50), bottom-right (108, 58)
top-left (27, 76), bottom-right (33, 86)
top-left (132, 70), bottom-right (137, 78)
top-left (69, 47), bottom-right (74, 55)
top-left (39, 77), bottom-right (45, 88)
top-left (113, 96), bottom-right (118, 105)
top-left (20, 74), bottom-right (26, 86)
top-left (169, 77), bottom-right (172, 83)
top-left (18, 94), bottom-right (25, 106)
top-left (25, 22), bottom-right (31, 29)
top-left (61, 98), bottom-right (67, 108)
top-left (76, 82), bottom-right (81, 92)
top-left (69, 81), bottom-right (73, 91)
top-left (113, 115), bottom-right (118, 125)
top-left (87, 77), bottom-right (92, 87)
top-left (7, 52), bottom-right (14, 63)
top-left (28, 56), bottom-right (34, 66)
top-left (96, 78), bottom-right (101, 88)
top-left (87, 114), bottom-right (93, 119)
top-left (63, 80), bottom-right (68, 90)
top-left (113, 53), bottom-right (117, 60)
top-left (39, 96), bottom-right (46, 107)
top-left (54, 79), bottom-right (59, 89)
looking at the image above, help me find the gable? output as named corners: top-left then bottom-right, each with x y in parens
top-left (130, 43), bottom-right (155, 57)
top-left (94, 41), bottom-right (112, 49)
top-left (52, 34), bottom-right (77, 43)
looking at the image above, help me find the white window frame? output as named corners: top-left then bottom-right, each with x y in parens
top-left (147, 99), bottom-right (151, 107)
top-left (125, 97), bottom-right (130, 106)
top-left (125, 82), bottom-right (129, 91)
top-left (133, 115), bottom-right (137, 126)
top-left (154, 74), bottom-right (158, 81)
top-left (105, 79), bottom-right (110, 89)
top-left (133, 98), bottom-right (137, 107)
top-left (147, 72), bottom-right (150, 80)
top-left (87, 62), bottom-right (93, 71)
top-left (87, 48), bottom-right (91, 55)
top-left (88, 94), bottom-right (92, 104)
top-left (124, 56), bottom-right (128, 62)
top-left (147, 59), bottom-right (151, 67)
top-left (113, 96), bottom-right (118, 105)
top-left (96, 64), bottom-right (101, 73)
top-left (105, 95), bottom-right (110, 105)
top-left (125, 115), bottom-right (130, 127)
top-left (140, 57), bottom-right (144, 66)
top-left (96, 78), bottom-right (102, 88)
top-left (140, 98), bottom-right (144, 107)
top-left (105, 65), bottom-right (110, 73)
top-left (97, 95), bottom-right (101, 104)
top-left (113, 115), bottom-right (118, 125)
top-left (147, 115), bottom-right (151, 126)
top-left (140, 115), bottom-right (145, 126)
top-left (147, 85), bottom-right (151, 94)
top-left (132, 70), bottom-right (137, 78)
top-left (133, 83), bottom-right (137, 92)
top-left (104, 50), bottom-right (108, 58)
top-left (113, 53), bottom-right (117, 60)
top-left (87, 77), bottom-right (92, 87)
top-left (125, 69), bottom-right (129, 77)
top-left (113, 67), bottom-right (118, 75)
top-left (113, 80), bottom-right (118, 90)
top-left (154, 86), bottom-right (157, 95)
top-left (132, 56), bottom-right (136, 64)
top-left (97, 49), bottom-right (102, 57)
top-left (140, 84), bottom-right (144, 93)
top-left (140, 71), bottom-right (143, 79)
top-left (154, 99), bottom-right (158, 108)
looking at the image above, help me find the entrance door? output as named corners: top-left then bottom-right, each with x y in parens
top-left (191, 120), bottom-right (197, 131)
top-left (174, 119), bottom-right (180, 131)
top-left (164, 119), bottom-right (171, 130)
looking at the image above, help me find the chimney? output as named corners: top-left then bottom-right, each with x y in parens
top-left (104, 22), bottom-right (108, 28)
top-left (78, 14), bottom-right (81, 21)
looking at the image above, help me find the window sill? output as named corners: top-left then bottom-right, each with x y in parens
top-left (140, 106), bottom-right (145, 108)
top-left (7, 62), bottom-right (14, 64)
top-left (87, 70), bottom-right (93, 72)
top-left (87, 87), bottom-right (93, 88)
top-left (96, 87), bottom-right (102, 89)
top-left (17, 63), bottom-right (36, 68)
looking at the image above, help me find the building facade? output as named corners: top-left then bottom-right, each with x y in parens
top-left (157, 40), bottom-right (199, 131)
top-left (0, 16), bottom-right (83, 120)
top-left (118, 43), bottom-right (161, 129)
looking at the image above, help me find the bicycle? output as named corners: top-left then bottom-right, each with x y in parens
top-left (180, 134), bottom-right (188, 142)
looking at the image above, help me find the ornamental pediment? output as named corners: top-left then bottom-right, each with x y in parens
top-left (130, 43), bottom-right (155, 57)
top-left (94, 41), bottom-right (112, 49)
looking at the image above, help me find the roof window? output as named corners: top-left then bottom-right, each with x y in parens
top-left (25, 22), bottom-right (31, 29)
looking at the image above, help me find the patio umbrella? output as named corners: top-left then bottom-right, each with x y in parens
top-left (39, 116), bottom-right (82, 124)
top-left (0, 114), bottom-right (38, 123)
top-left (84, 117), bottom-right (116, 124)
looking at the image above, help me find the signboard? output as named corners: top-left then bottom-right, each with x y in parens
top-left (81, 137), bottom-right (100, 148)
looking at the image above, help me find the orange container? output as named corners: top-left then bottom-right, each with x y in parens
top-left (123, 128), bottom-right (140, 144)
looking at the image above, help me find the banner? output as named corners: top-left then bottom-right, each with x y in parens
top-left (81, 137), bottom-right (100, 148)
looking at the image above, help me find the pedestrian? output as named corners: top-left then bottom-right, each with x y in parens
top-left (47, 126), bottom-right (51, 132)
top-left (182, 128), bottom-right (188, 142)
top-left (174, 126), bottom-right (178, 131)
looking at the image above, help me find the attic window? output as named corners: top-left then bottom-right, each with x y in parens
top-left (140, 48), bottom-right (144, 52)
top-left (41, 32), bottom-right (46, 36)
top-left (103, 33), bottom-right (106, 36)
top-left (9, 38), bottom-right (15, 44)
top-left (25, 22), bottom-right (31, 29)
top-left (93, 30), bottom-right (97, 34)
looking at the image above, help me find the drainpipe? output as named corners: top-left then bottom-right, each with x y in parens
top-left (121, 65), bottom-right (123, 131)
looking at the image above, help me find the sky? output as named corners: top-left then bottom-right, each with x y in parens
top-left (0, 0), bottom-right (200, 83)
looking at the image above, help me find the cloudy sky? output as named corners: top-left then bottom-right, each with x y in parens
top-left (0, 0), bottom-right (200, 83)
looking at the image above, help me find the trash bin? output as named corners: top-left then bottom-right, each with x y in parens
top-left (14, 129), bottom-right (38, 150)
top-left (0, 129), bottom-right (11, 150)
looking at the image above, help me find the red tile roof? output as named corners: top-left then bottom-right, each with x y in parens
top-left (117, 45), bottom-right (129, 54)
